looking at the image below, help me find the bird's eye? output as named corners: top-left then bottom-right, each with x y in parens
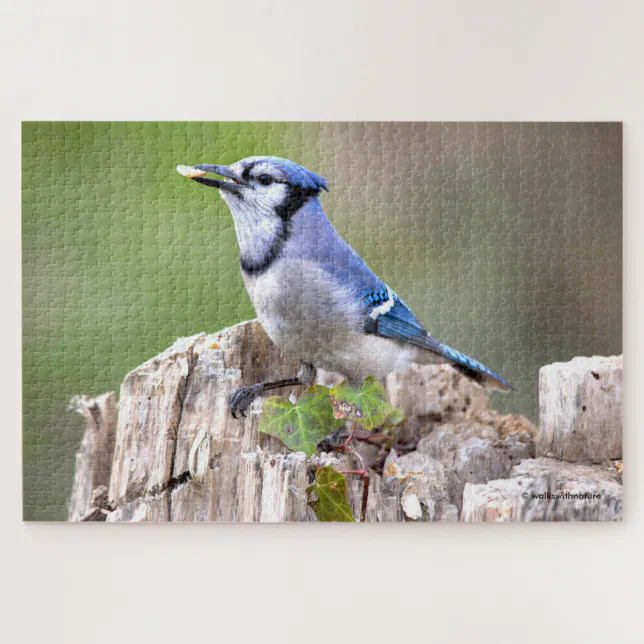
top-left (257, 174), bottom-right (273, 186)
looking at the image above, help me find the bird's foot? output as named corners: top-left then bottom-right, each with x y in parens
top-left (229, 383), bottom-right (265, 419)
top-left (317, 427), bottom-right (348, 453)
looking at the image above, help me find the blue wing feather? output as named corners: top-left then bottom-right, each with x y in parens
top-left (361, 286), bottom-right (511, 390)
top-left (362, 289), bottom-right (444, 353)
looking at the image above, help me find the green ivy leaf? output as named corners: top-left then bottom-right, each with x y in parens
top-left (329, 377), bottom-right (392, 430)
top-left (259, 386), bottom-right (344, 457)
top-left (306, 466), bottom-right (355, 522)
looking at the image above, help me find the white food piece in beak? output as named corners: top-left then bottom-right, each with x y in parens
top-left (176, 165), bottom-right (207, 178)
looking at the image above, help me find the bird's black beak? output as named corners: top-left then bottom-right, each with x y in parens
top-left (188, 164), bottom-right (248, 192)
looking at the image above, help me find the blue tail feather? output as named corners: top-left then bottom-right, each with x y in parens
top-left (440, 343), bottom-right (512, 391)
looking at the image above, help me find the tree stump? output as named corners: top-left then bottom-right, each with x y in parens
top-left (537, 355), bottom-right (623, 463)
top-left (461, 458), bottom-right (623, 522)
top-left (68, 320), bottom-right (622, 522)
top-left (68, 393), bottom-right (117, 522)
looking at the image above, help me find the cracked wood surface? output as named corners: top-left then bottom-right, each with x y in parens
top-left (68, 320), bottom-right (621, 522)
top-left (68, 393), bottom-right (117, 522)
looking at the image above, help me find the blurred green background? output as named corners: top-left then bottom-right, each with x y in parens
top-left (22, 122), bottom-right (622, 520)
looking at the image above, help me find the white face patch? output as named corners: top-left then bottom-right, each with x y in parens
top-left (224, 181), bottom-right (289, 217)
top-left (219, 181), bottom-right (290, 268)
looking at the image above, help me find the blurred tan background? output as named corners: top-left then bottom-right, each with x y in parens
top-left (22, 121), bottom-right (622, 519)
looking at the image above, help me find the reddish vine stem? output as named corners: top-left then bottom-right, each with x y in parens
top-left (337, 421), bottom-right (370, 522)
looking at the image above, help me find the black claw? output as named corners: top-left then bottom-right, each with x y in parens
top-left (229, 383), bottom-right (265, 419)
top-left (318, 427), bottom-right (348, 453)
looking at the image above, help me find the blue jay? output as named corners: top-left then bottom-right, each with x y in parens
top-left (181, 156), bottom-right (511, 418)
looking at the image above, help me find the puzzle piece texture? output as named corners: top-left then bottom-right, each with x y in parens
top-left (22, 122), bottom-right (622, 520)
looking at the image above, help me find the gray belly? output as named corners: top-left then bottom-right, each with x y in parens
top-left (243, 259), bottom-right (362, 368)
top-left (243, 259), bottom-right (421, 381)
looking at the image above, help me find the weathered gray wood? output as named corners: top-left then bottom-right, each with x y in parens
top-left (461, 458), bottom-right (623, 522)
top-left (68, 320), bottom-right (622, 522)
top-left (108, 334), bottom-right (203, 506)
top-left (416, 416), bottom-right (535, 510)
top-left (383, 450), bottom-right (458, 521)
top-left (106, 493), bottom-right (171, 522)
top-left (171, 450), bottom-right (310, 522)
top-left (384, 363), bottom-right (490, 444)
top-left (386, 362), bottom-right (489, 421)
top-left (68, 393), bottom-right (117, 521)
top-left (537, 355), bottom-right (623, 463)
top-left (170, 321), bottom-right (304, 521)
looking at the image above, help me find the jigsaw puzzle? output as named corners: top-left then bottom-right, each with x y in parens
top-left (22, 122), bottom-right (623, 522)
